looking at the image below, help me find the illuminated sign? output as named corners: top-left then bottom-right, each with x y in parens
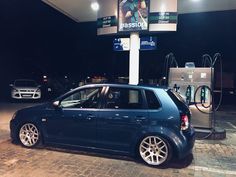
top-left (149, 12), bottom-right (178, 24)
top-left (97, 0), bottom-right (178, 35)
top-left (97, 16), bottom-right (117, 29)
top-left (114, 36), bottom-right (157, 51)
top-left (113, 38), bottom-right (130, 51)
top-left (118, 0), bottom-right (149, 32)
top-left (140, 36), bottom-right (157, 51)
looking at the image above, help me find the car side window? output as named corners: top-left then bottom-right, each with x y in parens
top-left (105, 87), bottom-right (143, 109)
top-left (61, 87), bottom-right (102, 109)
top-left (145, 90), bottom-right (161, 109)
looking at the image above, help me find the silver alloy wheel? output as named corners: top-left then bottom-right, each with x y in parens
top-left (19, 123), bottom-right (39, 147)
top-left (139, 136), bottom-right (168, 166)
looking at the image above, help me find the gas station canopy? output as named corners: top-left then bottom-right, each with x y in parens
top-left (42, 0), bottom-right (236, 22)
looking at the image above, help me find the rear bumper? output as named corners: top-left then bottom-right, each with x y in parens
top-left (177, 126), bottom-right (195, 159)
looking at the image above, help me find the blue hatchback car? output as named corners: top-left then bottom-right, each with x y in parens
top-left (10, 84), bottom-right (195, 166)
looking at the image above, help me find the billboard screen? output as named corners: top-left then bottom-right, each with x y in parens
top-left (118, 0), bottom-right (149, 32)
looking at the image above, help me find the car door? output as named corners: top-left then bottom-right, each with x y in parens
top-left (96, 86), bottom-right (149, 152)
top-left (43, 86), bottom-right (104, 147)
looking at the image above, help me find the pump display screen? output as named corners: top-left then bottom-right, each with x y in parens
top-left (118, 0), bottom-right (149, 32)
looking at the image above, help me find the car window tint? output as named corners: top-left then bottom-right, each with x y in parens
top-left (145, 90), bottom-right (161, 109)
top-left (61, 87), bottom-right (102, 109)
top-left (105, 87), bottom-right (143, 109)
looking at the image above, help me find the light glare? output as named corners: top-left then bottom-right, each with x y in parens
top-left (91, 2), bottom-right (99, 11)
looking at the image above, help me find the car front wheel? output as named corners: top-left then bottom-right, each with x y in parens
top-left (139, 136), bottom-right (172, 166)
top-left (18, 123), bottom-right (41, 148)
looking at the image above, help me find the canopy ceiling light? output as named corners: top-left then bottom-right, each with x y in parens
top-left (91, 2), bottom-right (99, 11)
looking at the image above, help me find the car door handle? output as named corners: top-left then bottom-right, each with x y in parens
top-left (135, 116), bottom-right (147, 122)
top-left (86, 114), bottom-right (95, 120)
top-left (77, 113), bottom-right (82, 118)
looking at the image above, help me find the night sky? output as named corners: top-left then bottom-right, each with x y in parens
top-left (0, 0), bottom-right (236, 87)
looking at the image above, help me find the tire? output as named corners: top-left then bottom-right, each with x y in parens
top-left (18, 123), bottom-right (41, 148)
top-left (138, 135), bottom-right (172, 166)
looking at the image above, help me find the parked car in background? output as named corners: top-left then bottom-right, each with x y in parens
top-left (10, 79), bottom-right (41, 100)
top-left (10, 84), bottom-right (195, 166)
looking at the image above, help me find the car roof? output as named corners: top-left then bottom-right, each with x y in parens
top-left (79, 83), bottom-right (168, 90)
top-left (55, 83), bottom-right (168, 101)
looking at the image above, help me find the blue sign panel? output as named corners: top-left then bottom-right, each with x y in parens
top-left (140, 36), bottom-right (157, 51)
top-left (113, 38), bottom-right (130, 51)
top-left (114, 36), bottom-right (157, 51)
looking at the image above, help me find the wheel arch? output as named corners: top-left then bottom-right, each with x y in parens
top-left (16, 118), bottom-right (44, 146)
top-left (132, 128), bottom-right (181, 159)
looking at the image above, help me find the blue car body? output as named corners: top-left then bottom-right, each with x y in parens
top-left (10, 84), bottom-right (195, 160)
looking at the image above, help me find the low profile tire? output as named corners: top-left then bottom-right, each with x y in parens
top-left (139, 136), bottom-right (172, 166)
top-left (18, 123), bottom-right (41, 148)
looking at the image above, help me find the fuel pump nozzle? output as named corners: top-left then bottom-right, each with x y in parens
top-left (186, 85), bottom-right (192, 105)
top-left (200, 86), bottom-right (207, 104)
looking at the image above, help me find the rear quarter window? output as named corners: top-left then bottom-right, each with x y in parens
top-left (145, 90), bottom-right (161, 109)
top-left (167, 90), bottom-right (189, 111)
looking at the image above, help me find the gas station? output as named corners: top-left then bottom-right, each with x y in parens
top-left (41, 0), bottom-right (233, 138)
top-left (1, 0), bottom-right (236, 176)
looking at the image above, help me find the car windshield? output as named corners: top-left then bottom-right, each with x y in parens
top-left (14, 80), bottom-right (37, 87)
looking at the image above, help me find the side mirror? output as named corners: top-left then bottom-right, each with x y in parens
top-left (53, 101), bottom-right (60, 108)
top-left (9, 84), bottom-right (14, 87)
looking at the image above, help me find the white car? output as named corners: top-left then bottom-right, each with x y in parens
top-left (10, 79), bottom-right (41, 100)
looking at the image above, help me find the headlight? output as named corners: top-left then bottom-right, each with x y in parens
top-left (12, 89), bottom-right (18, 92)
top-left (36, 89), bottom-right (40, 92)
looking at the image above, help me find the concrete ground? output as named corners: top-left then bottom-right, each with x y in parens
top-left (0, 102), bottom-right (236, 177)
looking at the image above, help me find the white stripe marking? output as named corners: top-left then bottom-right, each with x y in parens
top-left (189, 166), bottom-right (236, 175)
top-left (227, 122), bottom-right (236, 129)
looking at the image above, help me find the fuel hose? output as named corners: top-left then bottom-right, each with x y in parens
top-left (193, 85), bottom-right (213, 114)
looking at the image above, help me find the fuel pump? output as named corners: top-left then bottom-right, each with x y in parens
top-left (168, 53), bottom-right (224, 139)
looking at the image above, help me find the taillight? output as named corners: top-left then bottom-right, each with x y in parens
top-left (181, 114), bottom-right (189, 131)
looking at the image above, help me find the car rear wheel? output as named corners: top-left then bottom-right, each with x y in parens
top-left (139, 136), bottom-right (171, 166)
top-left (18, 123), bottom-right (41, 148)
